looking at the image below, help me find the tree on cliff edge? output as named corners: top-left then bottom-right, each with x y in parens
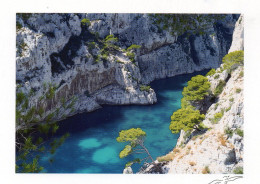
top-left (169, 107), bottom-right (205, 134)
top-left (116, 128), bottom-right (154, 169)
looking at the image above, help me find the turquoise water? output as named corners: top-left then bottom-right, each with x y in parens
top-left (39, 70), bottom-right (208, 173)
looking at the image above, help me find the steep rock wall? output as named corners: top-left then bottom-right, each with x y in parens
top-left (229, 15), bottom-right (244, 53)
top-left (165, 66), bottom-right (243, 174)
top-left (138, 15), bottom-right (244, 174)
top-left (87, 14), bottom-right (238, 83)
top-left (16, 13), bottom-right (238, 125)
top-left (139, 64), bottom-right (244, 174)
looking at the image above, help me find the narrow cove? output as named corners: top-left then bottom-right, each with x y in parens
top-left (39, 70), bottom-right (208, 173)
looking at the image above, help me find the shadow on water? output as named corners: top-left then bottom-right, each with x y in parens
top-left (39, 69), bottom-right (209, 173)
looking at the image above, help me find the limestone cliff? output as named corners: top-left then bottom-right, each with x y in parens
top-left (139, 15), bottom-right (244, 174)
top-left (229, 15), bottom-right (244, 53)
top-left (16, 13), bottom-right (238, 126)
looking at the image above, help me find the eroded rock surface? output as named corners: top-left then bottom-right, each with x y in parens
top-left (138, 15), bottom-right (244, 174)
top-left (16, 13), bottom-right (238, 124)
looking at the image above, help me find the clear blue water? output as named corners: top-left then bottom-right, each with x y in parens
top-left (39, 70), bottom-right (208, 173)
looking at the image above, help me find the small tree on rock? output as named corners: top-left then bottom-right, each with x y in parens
top-left (116, 128), bottom-right (154, 169)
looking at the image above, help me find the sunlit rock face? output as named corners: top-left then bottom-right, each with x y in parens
top-left (87, 13), bottom-right (238, 84)
top-left (139, 65), bottom-right (244, 174)
top-left (229, 15), bottom-right (244, 53)
top-left (139, 15), bottom-right (244, 174)
top-left (16, 13), bottom-right (238, 124)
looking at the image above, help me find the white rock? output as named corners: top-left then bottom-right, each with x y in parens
top-left (229, 15), bottom-right (244, 53)
top-left (123, 167), bottom-right (133, 174)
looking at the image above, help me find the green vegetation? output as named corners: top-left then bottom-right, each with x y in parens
top-left (140, 85), bottom-right (151, 92)
top-left (17, 13), bottom-right (32, 21)
top-left (169, 107), bottom-right (205, 134)
top-left (222, 50), bottom-right (244, 73)
top-left (236, 88), bottom-right (242, 93)
top-left (127, 44), bottom-right (141, 51)
top-left (239, 70), bottom-right (244, 78)
top-left (125, 158), bottom-right (141, 168)
top-left (87, 42), bottom-right (96, 53)
top-left (93, 32), bottom-right (99, 39)
top-left (210, 111), bottom-right (223, 124)
top-left (126, 52), bottom-right (135, 62)
top-left (224, 127), bottom-right (233, 137)
top-left (206, 68), bottom-right (216, 76)
top-left (181, 75), bottom-right (210, 108)
top-left (183, 130), bottom-right (192, 140)
top-left (238, 17), bottom-right (243, 24)
top-left (233, 166), bottom-right (243, 174)
top-left (125, 45), bottom-right (141, 62)
top-left (169, 75), bottom-right (209, 135)
top-left (87, 34), bottom-right (140, 64)
top-left (214, 74), bottom-right (220, 79)
top-left (214, 80), bottom-right (226, 96)
top-left (20, 42), bottom-right (27, 50)
top-left (94, 34), bottom-right (120, 63)
top-left (16, 21), bottom-right (22, 30)
top-left (214, 103), bottom-right (219, 110)
top-left (225, 106), bottom-right (231, 112)
top-left (81, 18), bottom-right (91, 26)
top-left (235, 128), bottom-right (244, 137)
top-left (182, 75), bottom-right (210, 101)
top-left (66, 96), bottom-right (77, 109)
top-left (229, 97), bottom-right (234, 102)
top-left (46, 84), bottom-right (57, 99)
top-left (116, 128), bottom-right (154, 168)
top-left (149, 14), bottom-right (224, 36)
top-left (116, 59), bottom-right (124, 64)
top-left (17, 92), bottom-right (26, 106)
top-left (16, 84), bottom-right (69, 173)
top-left (18, 41), bottom-right (28, 57)
top-left (202, 166), bottom-right (210, 174)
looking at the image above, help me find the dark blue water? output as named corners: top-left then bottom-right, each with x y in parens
top-left (39, 70), bottom-right (208, 173)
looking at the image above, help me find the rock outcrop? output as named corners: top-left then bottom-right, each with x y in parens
top-left (139, 64), bottom-right (244, 174)
top-left (87, 14), bottom-right (238, 84)
top-left (123, 167), bottom-right (133, 174)
top-left (229, 15), bottom-right (244, 53)
top-left (139, 15), bottom-right (244, 174)
top-left (166, 66), bottom-right (243, 174)
top-left (16, 13), bottom-right (238, 125)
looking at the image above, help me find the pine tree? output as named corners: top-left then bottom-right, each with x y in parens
top-left (116, 128), bottom-right (154, 169)
top-left (169, 107), bottom-right (205, 134)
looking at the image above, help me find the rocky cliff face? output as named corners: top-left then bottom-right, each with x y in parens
top-left (87, 14), bottom-right (238, 84)
top-left (229, 15), bottom-right (244, 53)
top-left (139, 64), bottom-right (244, 174)
top-left (139, 15), bottom-right (244, 174)
top-left (16, 13), bottom-right (238, 124)
top-left (163, 66), bottom-right (243, 174)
